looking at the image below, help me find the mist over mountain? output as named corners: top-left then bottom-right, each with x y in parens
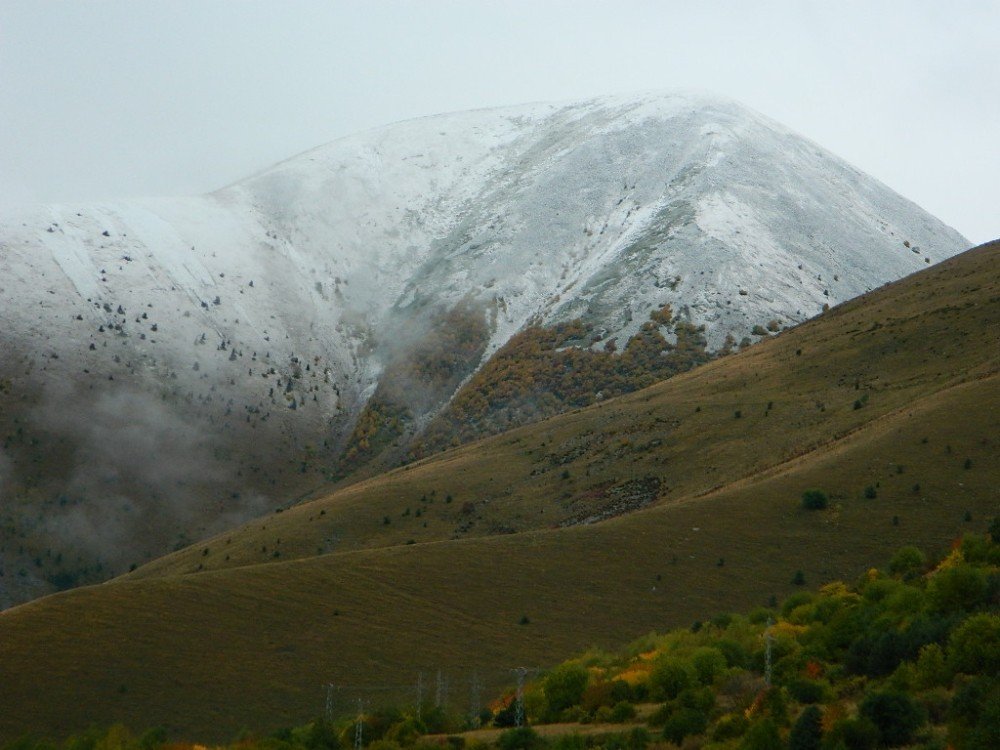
top-left (0, 91), bottom-right (968, 606)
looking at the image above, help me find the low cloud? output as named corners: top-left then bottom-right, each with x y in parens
top-left (30, 384), bottom-right (269, 566)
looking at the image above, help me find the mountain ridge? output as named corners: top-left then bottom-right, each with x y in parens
top-left (0, 91), bottom-right (970, 605)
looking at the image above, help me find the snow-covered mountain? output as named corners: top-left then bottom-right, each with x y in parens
top-left (0, 91), bottom-right (968, 604)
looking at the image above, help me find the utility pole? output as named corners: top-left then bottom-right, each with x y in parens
top-left (469, 670), bottom-right (481, 724)
top-left (325, 683), bottom-right (335, 722)
top-left (513, 667), bottom-right (529, 727)
top-left (354, 697), bottom-right (364, 750)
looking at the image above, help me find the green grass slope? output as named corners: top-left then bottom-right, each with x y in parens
top-left (0, 242), bottom-right (997, 742)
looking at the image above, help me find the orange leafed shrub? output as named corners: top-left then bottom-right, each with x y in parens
top-left (804, 660), bottom-right (824, 679)
top-left (616, 664), bottom-right (653, 686)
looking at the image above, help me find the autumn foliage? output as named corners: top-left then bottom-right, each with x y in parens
top-left (413, 305), bottom-right (712, 457)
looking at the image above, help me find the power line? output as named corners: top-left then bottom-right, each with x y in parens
top-left (511, 667), bottom-right (532, 727)
top-left (322, 667), bottom-right (540, 722)
top-left (354, 697), bottom-right (364, 750)
top-left (469, 670), bottom-right (481, 724)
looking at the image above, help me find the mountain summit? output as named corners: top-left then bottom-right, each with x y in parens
top-left (0, 91), bottom-right (968, 604)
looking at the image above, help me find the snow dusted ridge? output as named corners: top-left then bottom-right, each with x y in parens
top-left (0, 91), bottom-right (969, 602)
top-left (225, 89), bottom-right (968, 356)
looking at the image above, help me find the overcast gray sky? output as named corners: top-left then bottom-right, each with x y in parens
top-left (1, 1), bottom-right (997, 243)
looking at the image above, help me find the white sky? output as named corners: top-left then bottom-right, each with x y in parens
top-left (1, 1), bottom-right (997, 243)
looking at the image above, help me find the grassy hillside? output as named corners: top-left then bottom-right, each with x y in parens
top-left (0, 242), bottom-right (996, 742)
top-left (131, 240), bottom-right (998, 580)
top-left (5, 533), bottom-right (998, 750)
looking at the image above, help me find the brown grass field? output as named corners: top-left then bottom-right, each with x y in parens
top-left (0, 240), bottom-right (997, 742)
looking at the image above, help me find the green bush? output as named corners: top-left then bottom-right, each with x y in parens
top-left (580, 679), bottom-right (630, 714)
top-left (949, 676), bottom-right (1000, 750)
top-left (858, 690), bottom-right (926, 747)
top-left (587, 730), bottom-right (648, 750)
top-left (691, 647), bottom-right (727, 685)
top-left (888, 546), bottom-right (925, 578)
top-left (927, 564), bottom-right (988, 613)
top-left (739, 718), bottom-right (782, 750)
top-left (493, 701), bottom-right (520, 728)
top-left (788, 705), bottom-right (823, 750)
top-left (649, 657), bottom-right (695, 700)
top-left (549, 735), bottom-right (584, 750)
top-left (677, 685), bottom-right (716, 713)
top-left (624, 727), bottom-right (650, 750)
top-left (959, 534), bottom-right (992, 563)
top-left (661, 707), bottom-right (707, 745)
top-left (914, 643), bottom-right (951, 689)
top-left (949, 675), bottom-right (994, 724)
top-left (62, 726), bottom-right (104, 750)
top-left (782, 591), bottom-right (814, 618)
top-left (580, 681), bottom-right (614, 714)
top-left (824, 717), bottom-right (878, 750)
top-left (715, 638), bottom-right (751, 668)
top-left (138, 728), bottom-right (167, 750)
top-left (786, 678), bottom-right (825, 704)
top-left (306, 719), bottom-right (342, 750)
top-left (543, 663), bottom-right (589, 713)
top-left (608, 680), bottom-right (631, 704)
top-left (416, 705), bottom-right (451, 735)
top-left (497, 727), bottom-right (542, 750)
top-left (646, 703), bottom-right (672, 728)
top-left (801, 490), bottom-right (828, 510)
top-left (948, 613), bottom-right (1000, 675)
top-left (759, 686), bottom-right (790, 725)
top-left (712, 712), bottom-right (749, 741)
top-left (608, 701), bottom-right (636, 723)
top-left (964, 698), bottom-right (1000, 750)
top-left (919, 687), bottom-right (952, 726)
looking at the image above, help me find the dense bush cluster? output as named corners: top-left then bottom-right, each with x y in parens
top-left (499, 532), bottom-right (997, 749)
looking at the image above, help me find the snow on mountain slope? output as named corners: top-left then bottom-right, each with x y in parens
top-left (0, 91), bottom-right (968, 605)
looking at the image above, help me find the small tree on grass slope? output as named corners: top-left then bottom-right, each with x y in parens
top-left (801, 490), bottom-right (828, 510)
top-left (543, 663), bottom-right (589, 715)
